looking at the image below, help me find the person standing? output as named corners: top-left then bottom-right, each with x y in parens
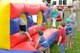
top-left (51, 6), bottom-right (58, 28)
top-left (69, 8), bottom-right (77, 38)
top-left (56, 21), bottom-right (66, 53)
top-left (46, 4), bottom-right (52, 28)
top-left (66, 18), bottom-right (72, 49)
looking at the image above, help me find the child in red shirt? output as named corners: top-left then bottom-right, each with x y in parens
top-left (57, 21), bottom-right (66, 53)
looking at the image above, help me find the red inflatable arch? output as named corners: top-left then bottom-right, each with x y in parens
top-left (39, 3), bottom-right (46, 13)
top-left (10, 3), bottom-right (25, 19)
top-left (24, 4), bottom-right (31, 13)
top-left (30, 4), bottom-right (40, 15)
top-left (10, 3), bottom-right (46, 19)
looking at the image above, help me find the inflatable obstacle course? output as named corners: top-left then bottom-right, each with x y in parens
top-left (0, 0), bottom-right (59, 53)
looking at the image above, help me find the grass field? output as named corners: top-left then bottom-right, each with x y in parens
top-left (46, 21), bottom-right (80, 53)
top-left (50, 31), bottom-right (80, 53)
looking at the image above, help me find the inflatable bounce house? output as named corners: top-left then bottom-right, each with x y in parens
top-left (0, 0), bottom-right (58, 53)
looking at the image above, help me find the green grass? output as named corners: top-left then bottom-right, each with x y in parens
top-left (46, 21), bottom-right (60, 28)
top-left (50, 31), bottom-right (80, 53)
top-left (48, 21), bottom-right (80, 53)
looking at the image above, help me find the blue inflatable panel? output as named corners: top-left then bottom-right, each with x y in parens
top-left (26, 16), bottom-right (33, 28)
top-left (0, 50), bottom-right (40, 53)
top-left (42, 13), bottom-right (46, 23)
top-left (47, 31), bottom-right (58, 46)
top-left (10, 18), bottom-right (20, 35)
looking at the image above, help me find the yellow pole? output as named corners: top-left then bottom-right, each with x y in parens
top-left (0, 0), bottom-right (10, 49)
top-left (37, 11), bottom-right (43, 26)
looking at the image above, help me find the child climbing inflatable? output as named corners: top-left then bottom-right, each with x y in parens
top-left (19, 16), bottom-right (32, 41)
top-left (35, 30), bottom-right (50, 53)
top-left (34, 29), bottom-right (58, 53)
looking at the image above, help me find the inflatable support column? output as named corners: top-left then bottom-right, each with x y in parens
top-left (42, 13), bottom-right (46, 23)
top-left (0, 1), bottom-right (10, 49)
top-left (37, 11), bottom-right (43, 26)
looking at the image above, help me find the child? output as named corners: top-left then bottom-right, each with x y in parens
top-left (66, 18), bottom-right (72, 49)
top-left (51, 6), bottom-right (58, 28)
top-left (69, 8), bottom-right (77, 38)
top-left (35, 30), bottom-right (50, 53)
top-left (19, 16), bottom-right (32, 41)
top-left (56, 21), bottom-right (66, 53)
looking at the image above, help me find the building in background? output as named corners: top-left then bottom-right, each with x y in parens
top-left (51, 0), bottom-right (73, 6)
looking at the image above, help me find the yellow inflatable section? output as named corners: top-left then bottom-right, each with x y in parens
top-left (37, 11), bottom-right (43, 26)
top-left (0, 0), bottom-right (10, 49)
top-left (21, 13), bottom-right (27, 26)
